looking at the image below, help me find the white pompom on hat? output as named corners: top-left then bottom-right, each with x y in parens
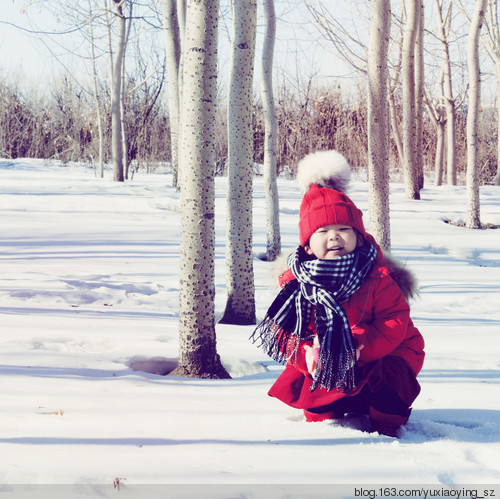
top-left (296, 149), bottom-right (352, 194)
top-left (296, 150), bottom-right (366, 246)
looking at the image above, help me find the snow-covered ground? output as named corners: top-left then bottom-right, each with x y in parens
top-left (0, 159), bottom-right (499, 497)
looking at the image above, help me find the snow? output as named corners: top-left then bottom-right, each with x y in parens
top-left (0, 158), bottom-right (499, 496)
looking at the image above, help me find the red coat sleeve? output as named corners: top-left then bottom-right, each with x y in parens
top-left (351, 275), bottom-right (410, 364)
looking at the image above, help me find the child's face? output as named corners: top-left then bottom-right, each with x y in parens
top-left (304, 224), bottom-right (358, 260)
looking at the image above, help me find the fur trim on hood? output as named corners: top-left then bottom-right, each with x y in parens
top-left (382, 251), bottom-right (419, 302)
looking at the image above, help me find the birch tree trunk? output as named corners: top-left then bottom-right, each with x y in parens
top-left (219, 0), bottom-right (257, 325)
top-left (388, 90), bottom-right (404, 170)
top-left (402, 0), bottom-right (421, 199)
top-left (88, 0), bottom-right (105, 178)
top-left (367, 0), bottom-right (391, 251)
top-left (388, 8), bottom-right (404, 171)
top-left (111, 0), bottom-right (127, 182)
top-left (466, 0), bottom-right (486, 229)
top-left (414, 0), bottom-right (425, 190)
top-left (261, 0), bottom-right (281, 262)
top-left (434, 0), bottom-right (457, 186)
top-left (482, 0), bottom-right (500, 185)
top-left (177, 0), bottom-right (186, 188)
top-left (172, 0), bottom-right (229, 379)
top-left (120, 2), bottom-right (133, 180)
top-left (177, 0), bottom-right (186, 36)
top-left (425, 85), bottom-right (446, 186)
top-left (434, 116), bottom-right (445, 185)
top-left (162, 0), bottom-right (182, 188)
top-left (495, 69), bottom-right (500, 185)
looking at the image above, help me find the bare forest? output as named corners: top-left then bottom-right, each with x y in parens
top-left (0, 68), bottom-right (497, 184)
top-left (1, 0), bottom-right (499, 186)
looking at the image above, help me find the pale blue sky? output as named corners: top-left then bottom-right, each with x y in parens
top-left (0, 0), bottom-right (352, 96)
top-left (1, 1), bottom-right (48, 80)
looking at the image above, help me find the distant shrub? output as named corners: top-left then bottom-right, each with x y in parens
top-left (0, 75), bottom-right (497, 184)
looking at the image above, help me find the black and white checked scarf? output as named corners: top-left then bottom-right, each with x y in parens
top-left (251, 242), bottom-right (377, 392)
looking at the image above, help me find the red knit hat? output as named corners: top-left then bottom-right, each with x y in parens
top-left (296, 150), bottom-right (366, 246)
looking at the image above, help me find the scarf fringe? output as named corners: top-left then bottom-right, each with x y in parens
top-left (312, 347), bottom-right (357, 392)
top-left (251, 316), bottom-right (358, 392)
top-left (250, 317), bottom-right (299, 365)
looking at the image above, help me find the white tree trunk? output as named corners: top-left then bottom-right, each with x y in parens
top-left (434, 0), bottom-right (457, 186)
top-left (111, 0), bottom-right (126, 182)
top-left (466, 0), bottom-right (486, 229)
top-left (162, 0), bottom-right (182, 188)
top-left (96, 103), bottom-right (105, 178)
top-left (434, 117), bottom-right (445, 186)
top-left (176, 0), bottom-right (186, 37)
top-left (261, 0), bottom-right (280, 262)
top-left (220, 0), bottom-right (257, 325)
top-left (88, 0), bottom-right (105, 178)
top-left (388, 90), bottom-right (404, 170)
top-left (367, 0), bottom-right (391, 251)
top-left (120, 72), bottom-right (128, 179)
top-left (486, 0), bottom-right (500, 185)
top-left (173, 0), bottom-right (229, 379)
top-left (415, 0), bottom-right (425, 190)
top-left (496, 70), bottom-right (500, 185)
top-left (121, 2), bottom-right (133, 180)
top-left (402, 0), bottom-right (421, 199)
top-left (474, 0), bottom-right (500, 185)
top-left (424, 78), bottom-right (446, 187)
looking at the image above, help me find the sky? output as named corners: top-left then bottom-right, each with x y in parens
top-left (0, 0), bottom-right (354, 97)
top-left (0, 1), bottom-right (60, 83)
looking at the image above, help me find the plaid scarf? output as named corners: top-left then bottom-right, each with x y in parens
top-left (251, 242), bottom-right (377, 392)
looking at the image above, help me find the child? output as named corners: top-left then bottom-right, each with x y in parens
top-left (251, 150), bottom-right (425, 437)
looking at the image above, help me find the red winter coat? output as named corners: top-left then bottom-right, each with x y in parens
top-left (267, 250), bottom-right (425, 409)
